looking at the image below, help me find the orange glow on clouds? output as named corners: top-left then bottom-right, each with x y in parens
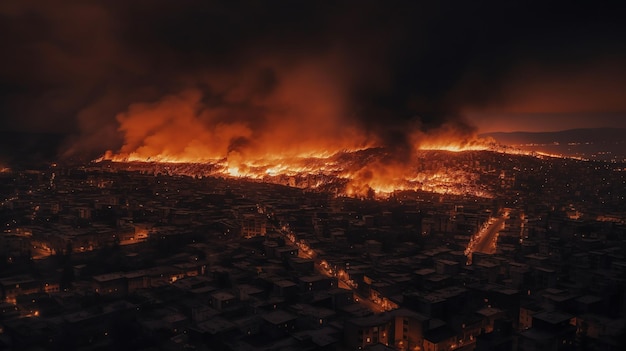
top-left (97, 60), bottom-right (541, 198)
top-left (99, 94), bottom-right (499, 197)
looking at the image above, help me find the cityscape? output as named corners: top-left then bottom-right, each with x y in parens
top-left (1, 1), bottom-right (626, 350)
top-left (1, 140), bottom-right (625, 350)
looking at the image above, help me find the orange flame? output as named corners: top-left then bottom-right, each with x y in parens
top-left (97, 64), bottom-right (571, 198)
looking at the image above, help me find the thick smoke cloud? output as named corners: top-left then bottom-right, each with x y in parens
top-left (1, 0), bottom-right (625, 162)
top-left (111, 59), bottom-right (371, 164)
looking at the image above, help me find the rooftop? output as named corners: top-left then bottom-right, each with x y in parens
top-left (262, 310), bottom-right (296, 325)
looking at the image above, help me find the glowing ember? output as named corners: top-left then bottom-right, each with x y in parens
top-left (96, 89), bottom-right (578, 198)
top-left (98, 136), bottom-right (578, 199)
top-left (417, 138), bottom-right (495, 152)
top-left (102, 144), bottom-right (586, 200)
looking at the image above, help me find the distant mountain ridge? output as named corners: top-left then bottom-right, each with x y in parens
top-left (480, 128), bottom-right (625, 145)
top-left (480, 128), bottom-right (626, 162)
top-left (1, 128), bottom-right (624, 168)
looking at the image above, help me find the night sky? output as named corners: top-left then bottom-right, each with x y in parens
top-left (1, 0), bottom-right (625, 160)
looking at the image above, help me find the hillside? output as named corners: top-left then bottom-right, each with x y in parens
top-left (480, 128), bottom-right (626, 161)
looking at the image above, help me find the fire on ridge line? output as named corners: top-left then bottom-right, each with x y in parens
top-left (96, 138), bottom-right (575, 199)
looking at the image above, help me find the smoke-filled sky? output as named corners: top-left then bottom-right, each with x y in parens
top-left (1, 0), bottom-right (625, 160)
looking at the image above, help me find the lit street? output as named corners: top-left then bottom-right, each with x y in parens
top-left (465, 210), bottom-right (509, 263)
top-left (474, 216), bottom-right (506, 254)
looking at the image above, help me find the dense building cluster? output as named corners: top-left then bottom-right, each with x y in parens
top-left (0, 151), bottom-right (625, 350)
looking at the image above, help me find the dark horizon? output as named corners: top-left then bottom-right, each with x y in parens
top-left (1, 0), bottom-right (626, 161)
top-left (1, 126), bottom-right (624, 168)
top-left (1, 1), bottom-right (626, 343)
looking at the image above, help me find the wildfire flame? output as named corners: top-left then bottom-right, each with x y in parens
top-left (95, 70), bottom-right (575, 198)
top-left (99, 138), bottom-right (498, 199)
top-left (99, 137), bottom-right (578, 199)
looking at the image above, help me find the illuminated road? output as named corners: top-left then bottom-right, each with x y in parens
top-left (31, 247), bottom-right (53, 260)
top-left (318, 262), bottom-right (385, 313)
top-left (465, 210), bottom-right (509, 263)
top-left (267, 208), bottom-right (393, 313)
top-left (352, 291), bottom-right (386, 313)
top-left (474, 216), bottom-right (506, 254)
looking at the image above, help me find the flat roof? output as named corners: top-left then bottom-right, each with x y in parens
top-left (534, 311), bottom-right (573, 325)
top-left (275, 280), bottom-right (297, 288)
top-left (211, 291), bottom-right (236, 301)
top-left (196, 317), bottom-right (236, 334)
top-left (477, 307), bottom-right (504, 317)
top-left (262, 310), bottom-right (296, 325)
top-left (347, 314), bottom-right (391, 328)
top-left (299, 275), bottom-right (329, 283)
top-left (93, 273), bottom-right (125, 282)
top-left (576, 295), bottom-right (602, 304)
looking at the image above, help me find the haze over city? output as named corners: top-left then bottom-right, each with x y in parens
top-left (1, 0), bottom-right (626, 160)
top-left (0, 1), bottom-right (625, 351)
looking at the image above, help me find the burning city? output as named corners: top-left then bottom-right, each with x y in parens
top-left (1, 139), bottom-right (625, 350)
